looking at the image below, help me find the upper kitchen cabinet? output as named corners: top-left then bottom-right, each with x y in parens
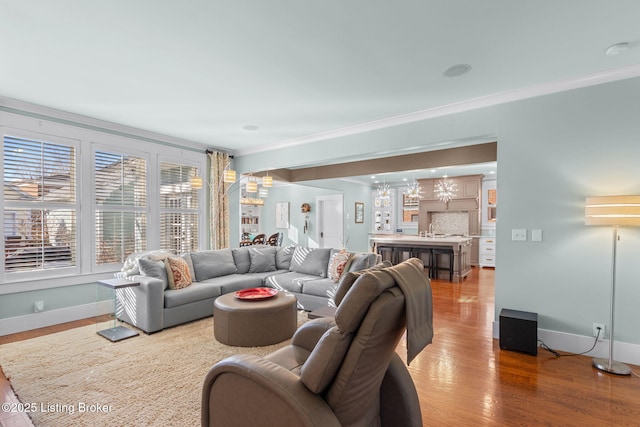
top-left (417, 174), bottom-right (483, 235)
top-left (372, 188), bottom-right (396, 233)
top-left (482, 179), bottom-right (497, 227)
top-left (418, 174), bottom-right (483, 211)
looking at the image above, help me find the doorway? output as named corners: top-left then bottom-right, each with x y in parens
top-left (316, 194), bottom-right (344, 249)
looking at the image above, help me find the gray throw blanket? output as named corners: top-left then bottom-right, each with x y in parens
top-left (384, 258), bottom-right (434, 365)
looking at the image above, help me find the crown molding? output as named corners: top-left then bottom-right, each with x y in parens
top-left (0, 96), bottom-right (212, 153)
top-left (236, 63), bottom-right (640, 156)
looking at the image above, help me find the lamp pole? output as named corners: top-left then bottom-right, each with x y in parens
top-left (591, 225), bottom-right (631, 375)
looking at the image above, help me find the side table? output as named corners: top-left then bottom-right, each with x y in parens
top-left (97, 278), bottom-right (140, 342)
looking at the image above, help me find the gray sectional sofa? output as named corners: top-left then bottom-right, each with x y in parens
top-left (115, 245), bottom-right (380, 333)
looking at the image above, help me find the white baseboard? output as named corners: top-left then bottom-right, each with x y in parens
top-left (0, 300), bottom-right (112, 336)
top-left (493, 321), bottom-right (640, 367)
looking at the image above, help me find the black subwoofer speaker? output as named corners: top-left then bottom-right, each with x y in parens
top-left (499, 308), bottom-right (538, 355)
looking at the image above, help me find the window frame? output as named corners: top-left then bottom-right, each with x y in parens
top-left (0, 111), bottom-right (207, 293)
top-left (91, 143), bottom-right (150, 274)
top-left (158, 156), bottom-right (203, 255)
top-left (1, 129), bottom-right (81, 282)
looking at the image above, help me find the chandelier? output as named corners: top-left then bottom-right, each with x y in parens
top-left (376, 183), bottom-right (392, 200)
top-left (405, 180), bottom-right (423, 200)
top-left (434, 179), bottom-right (457, 203)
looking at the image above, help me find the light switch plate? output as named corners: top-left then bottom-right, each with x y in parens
top-left (531, 229), bottom-right (543, 242)
top-left (512, 229), bottom-right (527, 241)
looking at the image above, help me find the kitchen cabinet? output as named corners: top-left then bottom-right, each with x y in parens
top-left (372, 189), bottom-right (396, 233)
top-left (482, 179), bottom-right (497, 227)
top-left (470, 237), bottom-right (480, 266)
top-left (479, 236), bottom-right (496, 268)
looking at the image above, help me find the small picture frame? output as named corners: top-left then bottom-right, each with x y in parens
top-left (355, 202), bottom-right (364, 223)
top-left (275, 202), bottom-right (290, 229)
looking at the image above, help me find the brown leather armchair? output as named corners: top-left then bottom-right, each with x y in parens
top-left (202, 258), bottom-right (432, 427)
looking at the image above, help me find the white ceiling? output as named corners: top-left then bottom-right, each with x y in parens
top-left (2, 1), bottom-right (640, 160)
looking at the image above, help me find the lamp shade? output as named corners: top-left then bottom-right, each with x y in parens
top-left (585, 195), bottom-right (640, 226)
top-left (262, 175), bottom-right (273, 187)
top-left (223, 169), bottom-right (237, 183)
top-left (190, 176), bottom-right (203, 189)
top-left (246, 180), bottom-right (258, 193)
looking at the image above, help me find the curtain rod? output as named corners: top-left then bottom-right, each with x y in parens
top-left (205, 148), bottom-right (234, 158)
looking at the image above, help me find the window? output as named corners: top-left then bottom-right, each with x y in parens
top-left (3, 135), bottom-right (77, 273)
top-left (94, 150), bottom-right (147, 265)
top-left (159, 162), bottom-right (199, 254)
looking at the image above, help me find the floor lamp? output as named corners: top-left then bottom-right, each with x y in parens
top-left (585, 195), bottom-right (640, 375)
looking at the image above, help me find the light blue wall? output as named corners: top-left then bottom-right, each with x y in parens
top-left (0, 284), bottom-right (111, 319)
top-left (233, 179), bottom-right (373, 252)
top-left (236, 76), bottom-right (640, 346)
top-left (494, 78), bottom-right (640, 343)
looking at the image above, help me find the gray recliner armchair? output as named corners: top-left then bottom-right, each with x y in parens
top-left (201, 258), bottom-right (433, 427)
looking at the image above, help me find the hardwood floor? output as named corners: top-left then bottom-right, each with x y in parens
top-left (404, 267), bottom-right (640, 426)
top-left (1, 268), bottom-right (639, 426)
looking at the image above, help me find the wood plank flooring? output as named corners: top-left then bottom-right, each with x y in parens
top-left (2, 268), bottom-right (639, 426)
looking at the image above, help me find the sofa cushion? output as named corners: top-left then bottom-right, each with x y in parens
top-left (276, 245), bottom-right (296, 270)
top-left (180, 253), bottom-right (196, 281)
top-left (248, 246), bottom-right (277, 273)
top-left (164, 282), bottom-right (223, 308)
top-left (290, 247), bottom-right (332, 277)
top-left (301, 277), bottom-right (336, 299)
top-left (231, 247), bottom-right (251, 274)
top-left (206, 274), bottom-right (265, 293)
top-left (265, 271), bottom-right (320, 293)
top-left (191, 249), bottom-right (237, 281)
top-left (164, 257), bottom-right (193, 290)
top-left (138, 258), bottom-right (168, 290)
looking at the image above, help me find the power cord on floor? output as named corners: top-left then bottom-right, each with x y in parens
top-left (538, 327), bottom-right (600, 358)
top-left (539, 328), bottom-right (640, 377)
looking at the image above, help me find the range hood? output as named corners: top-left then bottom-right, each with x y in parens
top-left (420, 197), bottom-right (479, 212)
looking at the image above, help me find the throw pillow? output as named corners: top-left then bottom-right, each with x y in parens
top-left (190, 249), bottom-right (237, 281)
top-left (248, 246), bottom-right (277, 273)
top-left (328, 250), bottom-right (352, 283)
top-left (276, 245), bottom-right (296, 270)
top-left (164, 257), bottom-right (193, 290)
top-left (138, 257), bottom-right (169, 289)
top-left (232, 247), bottom-right (252, 274)
top-left (289, 247), bottom-right (332, 277)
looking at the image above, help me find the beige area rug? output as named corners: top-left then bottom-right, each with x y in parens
top-left (1, 312), bottom-right (308, 427)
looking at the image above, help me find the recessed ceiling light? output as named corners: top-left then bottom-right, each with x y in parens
top-left (242, 124), bottom-right (259, 131)
top-left (443, 64), bottom-right (472, 77)
top-left (605, 42), bottom-right (630, 56)
top-left (371, 175), bottom-right (376, 179)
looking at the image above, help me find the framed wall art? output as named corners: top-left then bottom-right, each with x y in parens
top-left (275, 202), bottom-right (290, 229)
top-left (355, 202), bottom-right (364, 224)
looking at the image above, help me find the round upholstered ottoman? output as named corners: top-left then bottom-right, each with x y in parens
top-left (213, 290), bottom-right (297, 347)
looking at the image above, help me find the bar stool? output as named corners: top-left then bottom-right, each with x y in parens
top-left (377, 246), bottom-right (394, 264)
top-left (392, 246), bottom-right (413, 265)
top-left (411, 247), bottom-right (433, 277)
top-left (432, 247), bottom-right (454, 281)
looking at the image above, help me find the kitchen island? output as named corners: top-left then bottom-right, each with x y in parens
top-left (369, 234), bottom-right (472, 283)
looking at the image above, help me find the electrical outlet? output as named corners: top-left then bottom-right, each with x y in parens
top-left (35, 300), bottom-right (45, 312)
top-left (593, 323), bottom-right (605, 341)
top-left (511, 229), bottom-right (527, 241)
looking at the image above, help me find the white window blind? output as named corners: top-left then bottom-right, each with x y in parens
top-left (3, 135), bottom-right (77, 272)
top-left (95, 150), bottom-right (147, 264)
top-left (159, 162), bottom-right (199, 254)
